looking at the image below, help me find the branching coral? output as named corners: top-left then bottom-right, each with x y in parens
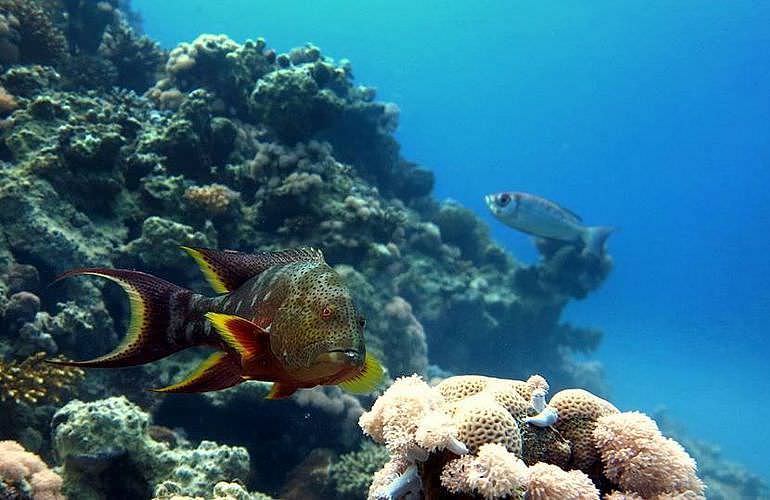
top-left (0, 352), bottom-right (83, 405)
top-left (0, 440), bottom-right (64, 500)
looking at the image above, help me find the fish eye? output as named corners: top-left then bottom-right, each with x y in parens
top-left (498, 193), bottom-right (511, 207)
top-left (320, 306), bottom-right (333, 320)
top-left (357, 316), bottom-right (366, 329)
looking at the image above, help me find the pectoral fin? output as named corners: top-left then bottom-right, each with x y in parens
top-left (339, 353), bottom-right (385, 395)
top-left (266, 382), bottom-right (299, 400)
top-left (205, 312), bottom-right (267, 359)
top-left (151, 351), bottom-right (243, 393)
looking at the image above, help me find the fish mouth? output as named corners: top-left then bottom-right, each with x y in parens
top-left (315, 349), bottom-right (363, 366)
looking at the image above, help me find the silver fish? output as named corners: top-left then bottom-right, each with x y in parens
top-left (484, 191), bottom-right (613, 256)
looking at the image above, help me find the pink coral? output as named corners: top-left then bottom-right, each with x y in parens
top-left (441, 443), bottom-right (528, 500)
top-left (0, 440), bottom-right (64, 500)
top-left (593, 412), bottom-right (705, 499)
top-left (359, 375), bottom-right (460, 460)
top-left (526, 462), bottom-right (599, 500)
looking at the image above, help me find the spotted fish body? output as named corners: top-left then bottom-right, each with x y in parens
top-left (49, 247), bottom-right (383, 399)
top-left (484, 191), bottom-right (614, 256)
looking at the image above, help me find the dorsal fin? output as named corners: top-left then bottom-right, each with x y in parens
top-left (182, 246), bottom-right (325, 293)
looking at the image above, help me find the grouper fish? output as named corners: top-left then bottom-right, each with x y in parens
top-left (485, 191), bottom-right (614, 256)
top-left (49, 247), bottom-right (384, 399)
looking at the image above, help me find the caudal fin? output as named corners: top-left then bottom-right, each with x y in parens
top-left (582, 226), bottom-right (614, 256)
top-left (48, 268), bottom-right (195, 368)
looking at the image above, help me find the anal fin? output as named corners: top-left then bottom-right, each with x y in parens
top-left (152, 352), bottom-right (243, 393)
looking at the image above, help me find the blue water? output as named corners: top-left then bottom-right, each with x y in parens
top-left (134, 0), bottom-right (770, 478)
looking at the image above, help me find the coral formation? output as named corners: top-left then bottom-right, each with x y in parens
top-left (594, 412), bottom-right (705, 498)
top-left (329, 441), bottom-right (389, 500)
top-left (153, 481), bottom-right (275, 500)
top-left (0, 352), bottom-right (83, 405)
top-left (526, 462), bottom-right (600, 500)
top-left (441, 442), bottom-right (529, 499)
top-left (52, 396), bottom-right (264, 499)
top-left (360, 374), bottom-right (703, 499)
top-left (0, 0), bottom-right (67, 66)
top-left (0, 440), bottom-right (64, 500)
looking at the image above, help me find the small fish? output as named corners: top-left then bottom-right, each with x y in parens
top-left (48, 247), bottom-right (384, 399)
top-left (484, 191), bottom-right (613, 256)
top-left (524, 406), bottom-right (559, 428)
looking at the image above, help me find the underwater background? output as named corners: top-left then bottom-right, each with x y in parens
top-left (0, 0), bottom-right (767, 498)
top-left (134, 0), bottom-right (770, 479)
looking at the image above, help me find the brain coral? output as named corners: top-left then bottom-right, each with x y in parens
top-left (549, 388), bottom-right (619, 471)
top-left (452, 393), bottom-right (522, 455)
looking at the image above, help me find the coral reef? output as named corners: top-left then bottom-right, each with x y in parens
top-left (0, 9), bottom-right (750, 499)
top-left (0, 440), bottom-right (64, 500)
top-left (0, 24), bottom-right (612, 402)
top-left (360, 374), bottom-right (704, 499)
top-left (51, 396), bottom-right (265, 499)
